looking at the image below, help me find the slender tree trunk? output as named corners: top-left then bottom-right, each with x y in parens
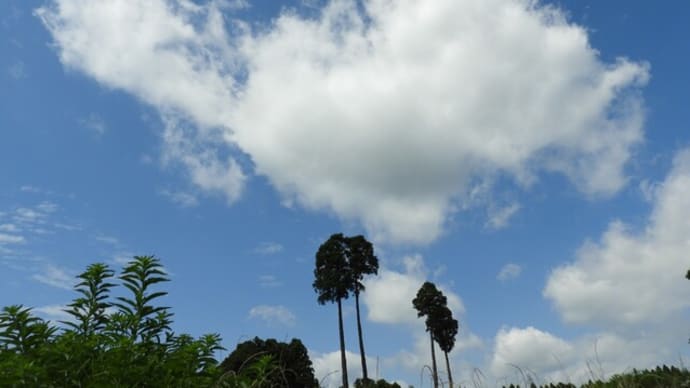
top-left (430, 331), bottom-right (439, 388)
top-left (338, 298), bottom-right (349, 388)
top-left (444, 350), bottom-right (453, 388)
top-left (355, 290), bottom-right (369, 382)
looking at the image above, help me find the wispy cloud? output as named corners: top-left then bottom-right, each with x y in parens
top-left (248, 305), bottom-right (296, 327)
top-left (33, 304), bottom-right (71, 322)
top-left (486, 203), bottom-right (521, 230)
top-left (253, 242), bottom-right (283, 255)
top-left (36, 202), bottom-right (58, 213)
top-left (95, 234), bottom-right (119, 245)
top-left (78, 113), bottom-right (107, 136)
top-left (0, 233), bottom-right (26, 245)
top-left (159, 189), bottom-right (199, 207)
top-left (497, 263), bottom-right (522, 281)
top-left (32, 265), bottom-right (75, 290)
top-left (111, 252), bottom-right (136, 266)
top-left (258, 274), bottom-right (282, 288)
top-left (20, 185), bottom-right (43, 193)
top-left (7, 60), bottom-right (27, 79)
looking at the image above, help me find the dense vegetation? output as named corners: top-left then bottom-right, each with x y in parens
top-left (0, 256), bottom-right (224, 387)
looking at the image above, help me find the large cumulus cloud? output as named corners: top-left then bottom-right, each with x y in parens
top-left (37, 0), bottom-right (649, 243)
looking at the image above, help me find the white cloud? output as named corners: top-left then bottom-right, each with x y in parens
top-left (14, 208), bottom-right (45, 224)
top-left (20, 185), bottom-right (42, 193)
top-left (486, 203), bottom-right (521, 230)
top-left (363, 255), bottom-right (464, 325)
top-left (497, 263), bottom-right (522, 281)
top-left (312, 350), bottom-right (380, 388)
top-left (489, 324), bottom-right (686, 386)
top-left (38, 0), bottom-right (649, 244)
top-left (159, 188), bottom-right (200, 207)
top-left (32, 264), bottom-right (75, 290)
top-left (36, 201), bottom-right (58, 213)
top-left (0, 224), bottom-right (19, 233)
top-left (253, 241), bottom-right (284, 255)
top-left (544, 148), bottom-right (690, 325)
top-left (12, 201), bottom-right (58, 226)
top-left (0, 233), bottom-right (25, 245)
top-left (33, 304), bottom-right (72, 322)
top-left (491, 326), bottom-right (574, 382)
top-left (160, 118), bottom-right (246, 204)
top-left (95, 234), bottom-right (119, 245)
top-left (111, 252), bottom-right (135, 265)
top-left (248, 304), bottom-right (296, 327)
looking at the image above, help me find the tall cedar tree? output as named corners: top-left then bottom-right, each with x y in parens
top-left (432, 306), bottom-right (458, 388)
top-left (412, 282), bottom-right (447, 388)
top-left (347, 235), bottom-right (379, 383)
top-left (313, 233), bottom-right (353, 388)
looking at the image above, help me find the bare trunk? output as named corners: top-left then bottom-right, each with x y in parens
top-left (338, 298), bottom-right (349, 388)
top-left (430, 331), bottom-right (439, 388)
top-left (355, 291), bottom-right (369, 382)
top-left (444, 350), bottom-right (453, 388)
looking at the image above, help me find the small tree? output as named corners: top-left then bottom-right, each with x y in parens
top-left (313, 233), bottom-right (353, 388)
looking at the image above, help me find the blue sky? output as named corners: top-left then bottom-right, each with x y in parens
top-left (1, 0), bottom-right (689, 386)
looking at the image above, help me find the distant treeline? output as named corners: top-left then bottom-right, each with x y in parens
top-left (501, 365), bottom-right (690, 388)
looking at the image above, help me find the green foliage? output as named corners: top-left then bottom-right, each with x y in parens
top-left (313, 233), bottom-right (353, 305)
top-left (220, 337), bottom-right (319, 388)
top-left (0, 255), bottom-right (225, 387)
top-left (219, 354), bottom-right (285, 388)
top-left (63, 262), bottom-right (115, 336)
top-left (412, 282), bottom-right (447, 323)
top-left (433, 307), bottom-right (458, 354)
top-left (347, 235), bottom-right (379, 296)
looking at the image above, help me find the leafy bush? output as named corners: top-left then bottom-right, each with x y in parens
top-left (0, 256), bottom-right (225, 387)
top-left (220, 337), bottom-right (319, 387)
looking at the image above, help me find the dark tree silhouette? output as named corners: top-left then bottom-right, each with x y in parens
top-left (432, 306), bottom-right (458, 388)
top-left (347, 235), bottom-right (379, 383)
top-left (313, 233), bottom-right (353, 388)
top-left (412, 281), bottom-right (447, 388)
top-left (354, 377), bottom-right (402, 387)
top-left (220, 337), bottom-right (318, 387)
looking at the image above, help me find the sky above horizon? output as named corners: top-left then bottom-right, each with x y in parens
top-left (1, 0), bottom-right (689, 386)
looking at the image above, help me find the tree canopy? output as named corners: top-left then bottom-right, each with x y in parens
top-left (220, 337), bottom-right (318, 388)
